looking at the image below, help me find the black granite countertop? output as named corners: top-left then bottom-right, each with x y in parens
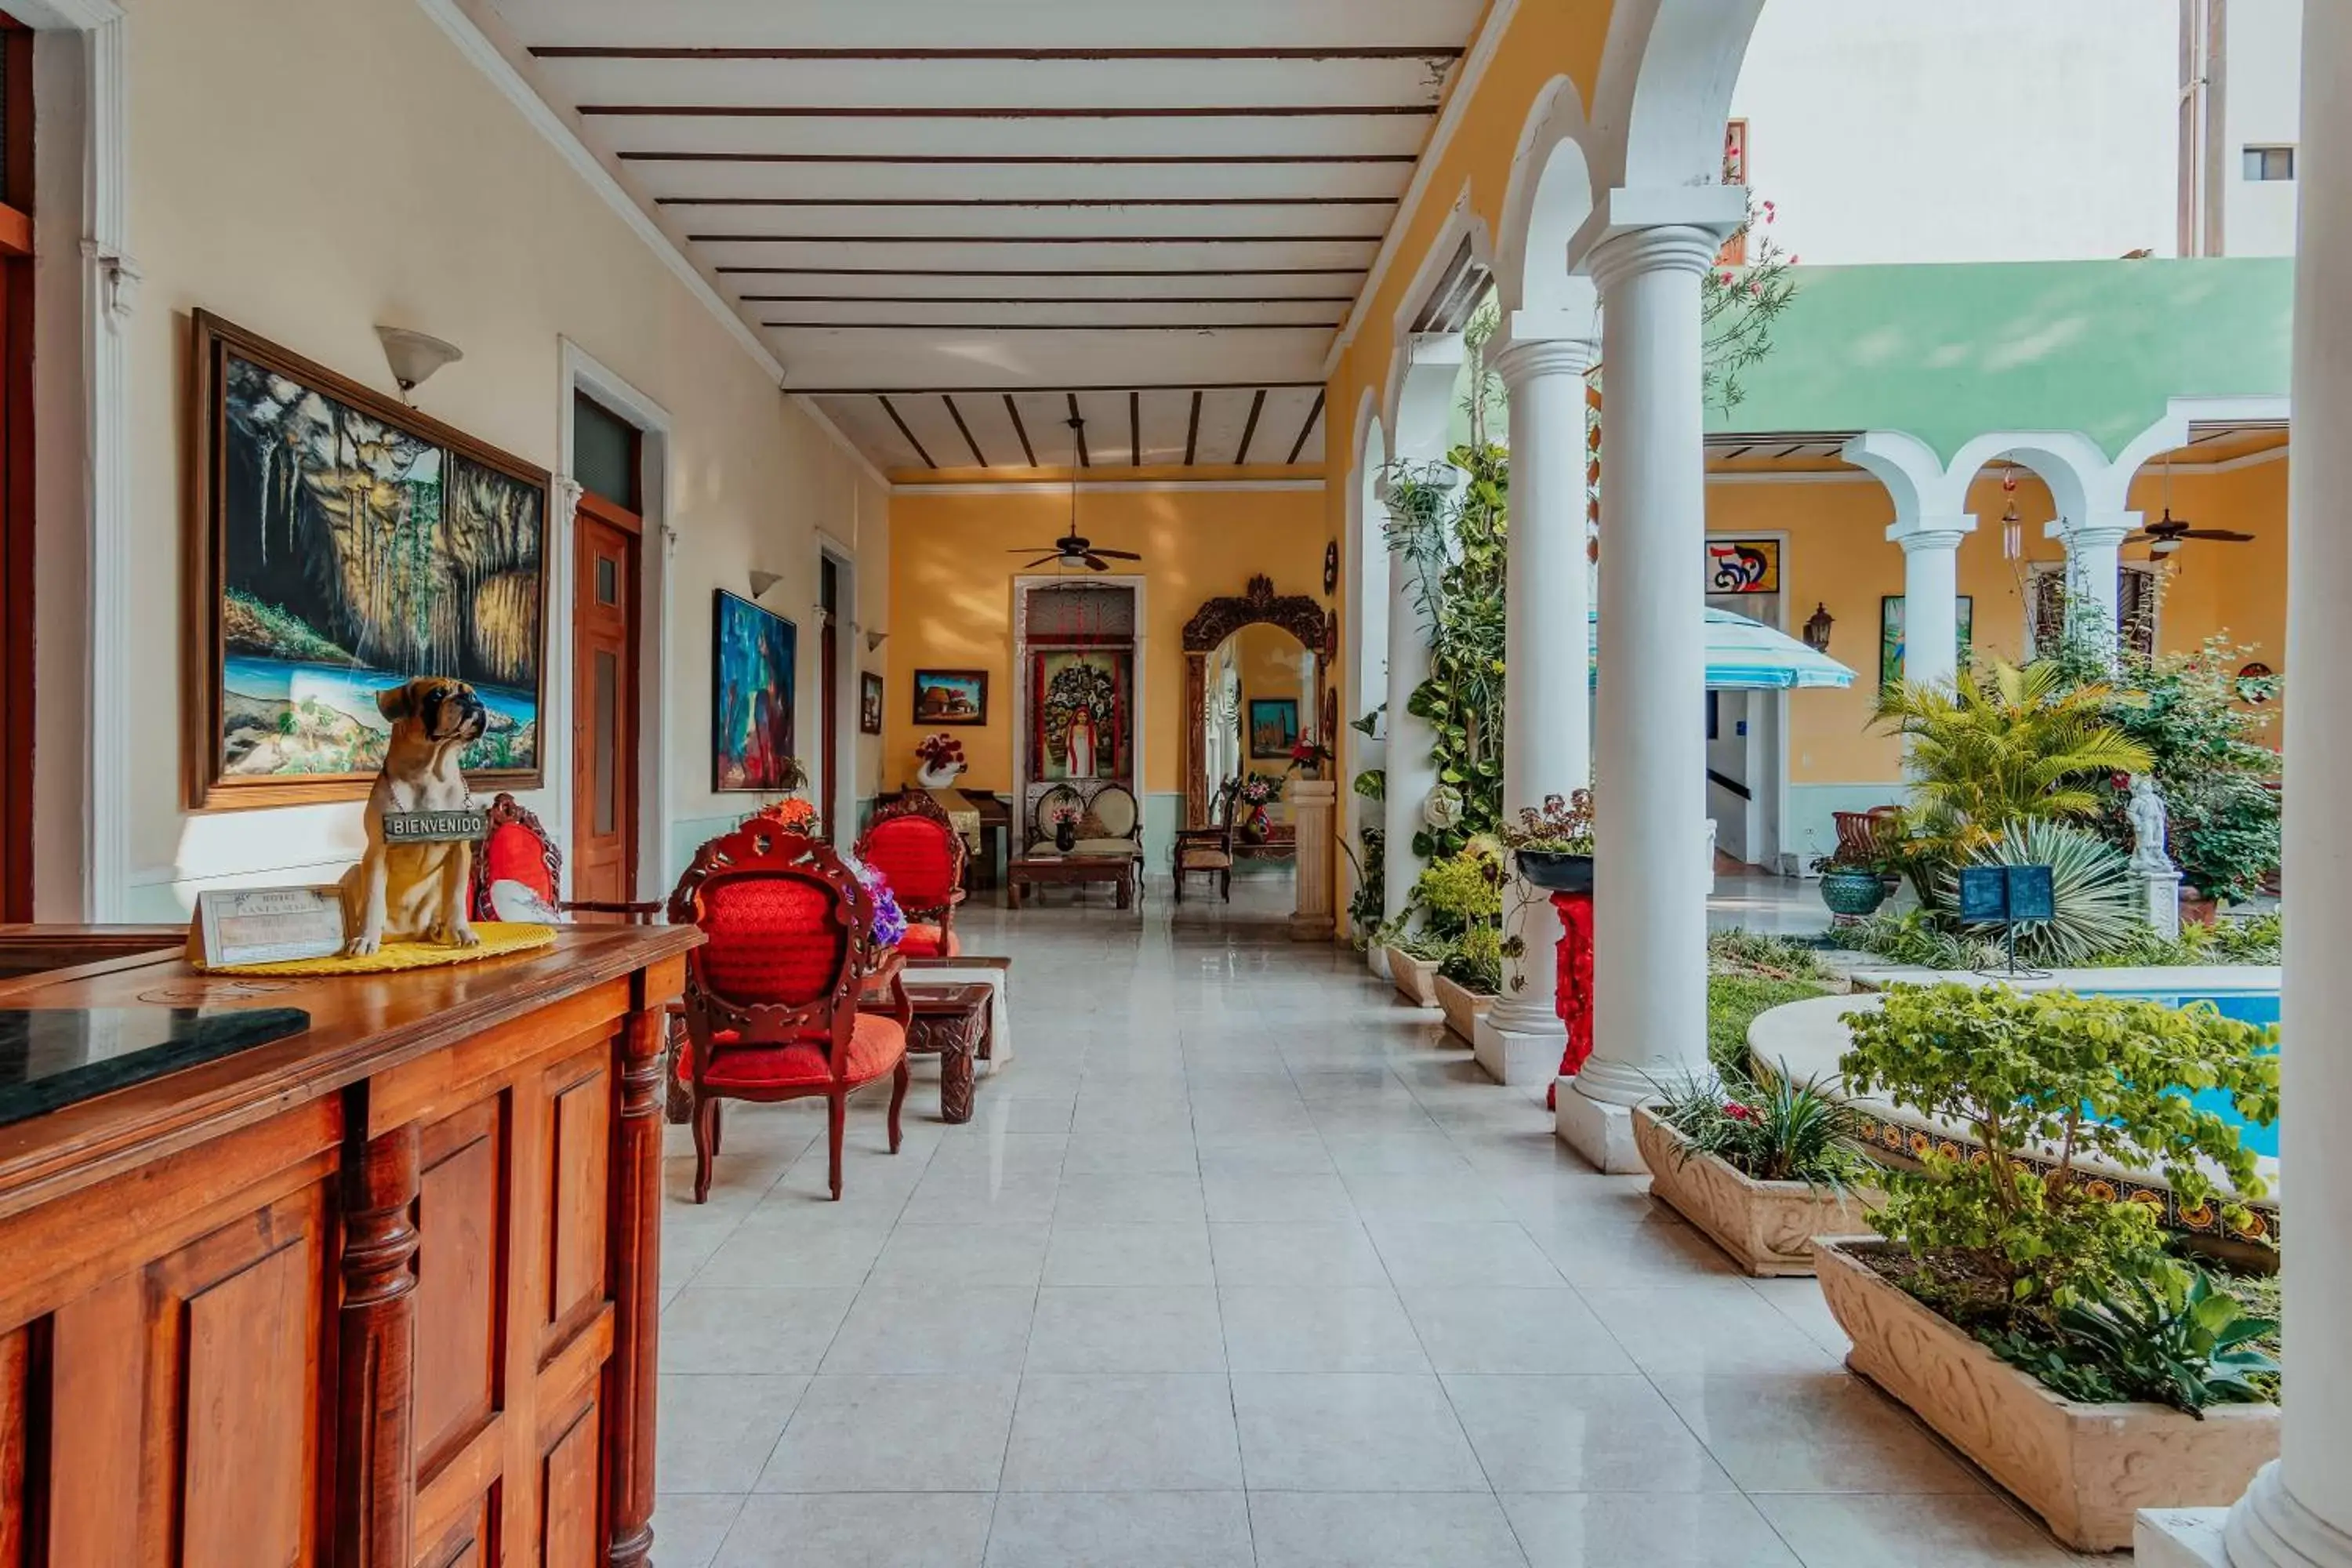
top-left (0, 1006), bottom-right (312, 1127)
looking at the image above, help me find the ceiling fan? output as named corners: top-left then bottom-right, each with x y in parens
top-left (2129, 459), bottom-right (2255, 554)
top-left (1007, 413), bottom-right (1143, 572)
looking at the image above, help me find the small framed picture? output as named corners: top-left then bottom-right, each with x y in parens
top-left (913, 669), bottom-right (989, 727)
top-left (1247, 697), bottom-right (1301, 759)
top-left (859, 671), bottom-right (885, 735)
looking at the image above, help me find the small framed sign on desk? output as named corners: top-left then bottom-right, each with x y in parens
top-left (191, 885), bottom-right (348, 967)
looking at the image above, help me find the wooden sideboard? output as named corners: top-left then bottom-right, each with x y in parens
top-left (0, 924), bottom-right (699, 1568)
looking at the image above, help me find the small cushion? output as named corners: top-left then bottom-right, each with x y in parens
top-left (1178, 849), bottom-right (1233, 870)
top-left (1076, 810), bottom-right (1109, 840)
top-left (898, 922), bottom-right (962, 959)
top-left (681, 1012), bottom-right (908, 1092)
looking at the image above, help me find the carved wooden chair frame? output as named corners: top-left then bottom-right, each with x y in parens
top-left (666, 822), bottom-right (911, 1200)
top-left (859, 789), bottom-right (971, 935)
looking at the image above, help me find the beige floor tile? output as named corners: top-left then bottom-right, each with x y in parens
top-left (1247, 1490), bottom-right (1530, 1567)
top-left (1207, 1221), bottom-right (1392, 1287)
top-left (658, 1374), bottom-right (808, 1493)
top-left (980, 1491), bottom-right (1254, 1568)
top-left (1399, 1288), bottom-right (1639, 1375)
top-left (662, 1287), bottom-right (856, 1375)
top-left (714, 1492), bottom-right (994, 1567)
top-left (1443, 1374), bottom-right (1738, 1494)
top-left (1220, 1286), bottom-right (1430, 1373)
top-left (1653, 1371), bottom-right (1987, 1495)
top-left (1025, 1286), bottom-right (1227, 1373)
top-left (1367, 1221), bottom-right (1566, 1288)
top-left (1751, 1491), bottom-right (2087, 1566)
top-left (753, 1375), bottom-right (1018, 1494)
top-left (1501, 1492), bottom-right (1802, 1566)
top-left (1230, 1372), bottom-right (1488, 1492)
top-left (1000, 1374), bottom-right (1243, 1491)
top-left (818, 1285), bottom-right (1037, 1374)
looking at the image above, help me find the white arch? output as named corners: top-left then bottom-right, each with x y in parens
top-left (1381, 185), bottom-right (1492, 447)
top-left (1346, 392), bottom-right (1392, 730)
top-left (1945, 430), bottom-right (2111, 523)
top-left (1495, 76), bottom-right (1601, 321)
top-left (1588, 0), bottom-right (1768, 194)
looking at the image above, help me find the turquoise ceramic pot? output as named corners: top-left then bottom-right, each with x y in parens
top-left (1819, 869), bottom-right (1889, 917)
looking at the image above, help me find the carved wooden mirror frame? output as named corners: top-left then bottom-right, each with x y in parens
top-left (1180, 575), bottom-right (1338, 827)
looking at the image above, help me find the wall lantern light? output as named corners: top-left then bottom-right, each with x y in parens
top-left (375, 325), bottom-right (463, 403)
top-left (1802, 601), bottom-right (1835, 654)
top-left (747, 570), bottom-right (782, 600)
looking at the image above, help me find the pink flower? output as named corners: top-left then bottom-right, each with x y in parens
top-left (1718, 270), bottom-right (1735, 285)
top-left (1722, 1101), bottom-right (1757, 1123)
top-left (1748, 281), bottom-right (1762, 296)
top-left (1788, 254), bottom-right (1800, 265)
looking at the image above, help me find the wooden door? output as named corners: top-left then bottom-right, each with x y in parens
top-left (572, 495), bottom-right (639, 909)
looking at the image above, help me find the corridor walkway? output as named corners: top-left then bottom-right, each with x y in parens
top-left (650, 880), bottom-right (2091, 1567)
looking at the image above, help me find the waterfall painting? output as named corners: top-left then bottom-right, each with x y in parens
top-left (191, 313), bottom-right (547, 806)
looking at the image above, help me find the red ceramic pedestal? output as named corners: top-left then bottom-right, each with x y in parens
top-left (1546, 891), bottom-right (1595, 1109)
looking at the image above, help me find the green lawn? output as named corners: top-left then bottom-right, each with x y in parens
top-left (1708, 974), bottom-right (1833, 1078)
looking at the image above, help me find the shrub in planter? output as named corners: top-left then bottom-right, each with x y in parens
top-left (1838, 982), bottom-right (2278, 1316)
top-left (1500, 789), bottom-right (1595, 893)
top-left (1824, 982), bottom-right (2281, 1546)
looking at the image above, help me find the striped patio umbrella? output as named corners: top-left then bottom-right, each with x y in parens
top-left (1585, 605), bottom-right (1857, 690)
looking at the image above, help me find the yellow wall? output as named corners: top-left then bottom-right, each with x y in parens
top-left (89, 0), bottom-right (889, 920)
top-left (884, 488), bottom-right (1331, 802)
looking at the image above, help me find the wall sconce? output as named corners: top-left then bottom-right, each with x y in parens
top-left (866, 629), bottom-right (890, 653)
top-left (1802, 601), bottom-right (1835, 654)
top-left (375, 325), bottom-right (463, 403)
top-left (747, 570), bottom-right (782, 600)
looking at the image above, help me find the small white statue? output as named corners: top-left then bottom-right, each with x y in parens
top-left (2126, 774), bottom-right (2172, 872)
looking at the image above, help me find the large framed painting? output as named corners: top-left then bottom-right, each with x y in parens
top-left (913, 669), bottom-right (988, 727)
top-left (191, 312), bottom-right (550, 807)
top-left (859, 671), bottom-right (884, 735)
top-left (712, 590), bottom-right (797, 791)
top-left (1030, 649), bottom-right (1131, 782)
top-left (1879, 594), bottom-right (1975, 692)
top-left (1248, 697), bottom-right (1301, 759)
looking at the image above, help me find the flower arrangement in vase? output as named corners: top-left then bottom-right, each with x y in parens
top-left (1234, 773), bottom-right (1280, 844)
top-left (1049, 803), bottom-right (1080, 853)
top-left (913, 732), bottom-right (967, 789)
top-left (753, 796), bottom-right (819, 837)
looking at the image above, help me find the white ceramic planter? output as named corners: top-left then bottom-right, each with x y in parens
top-left (1432, 973), bottom-right (1497, 1043)
top-left (1631, 1108), bottom-right (1878, 1276)
top-left (1814, 1238), bottom-right (2279, 1552)
top-left (1384, 946), bottom-right (1442, 1009)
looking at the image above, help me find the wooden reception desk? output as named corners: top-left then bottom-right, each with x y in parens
top-left (0, 923), bottom-right (699, 1568)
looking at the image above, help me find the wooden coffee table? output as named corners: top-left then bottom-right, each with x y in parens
top-left (1007, 853), bottom-right (1134, 910)
top-left (858, 979), bottom-right (993, 1123)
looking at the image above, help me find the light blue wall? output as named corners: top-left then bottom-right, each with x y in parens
top-left (1786, 782), bottom-right (1911, 872)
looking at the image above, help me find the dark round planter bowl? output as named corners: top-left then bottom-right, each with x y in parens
top-left (1819, 869), bottom-right (1889, 919)
top-left (1515, 851), bottom-right (1594, 894)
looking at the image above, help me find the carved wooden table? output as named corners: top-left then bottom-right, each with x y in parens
top-left (862, 980), bottom-right (993, 1123)
top-left (1007, 853), bottom-right (1133, 909)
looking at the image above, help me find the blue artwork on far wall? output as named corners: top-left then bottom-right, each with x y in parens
top-left (713, 590), bottom-right (796, 791)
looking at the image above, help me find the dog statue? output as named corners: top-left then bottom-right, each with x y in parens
top-left (340, 676), bottom-right (488, 955)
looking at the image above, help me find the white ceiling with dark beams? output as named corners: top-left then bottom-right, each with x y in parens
top-left (481, 0), bottom-right (1483, 476)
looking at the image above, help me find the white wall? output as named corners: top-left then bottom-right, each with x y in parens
top-left (2222, 0), bottom-right (2303, 256)
top-left (57, 0), bottom-right (888, 920)
top-left (1730, 0), bottom-right (2180, 264)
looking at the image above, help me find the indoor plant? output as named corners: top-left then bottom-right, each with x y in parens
top-left (1500, 789), bottom-right (1594, 893)
top-left (1809, 846), bottom-right (1889, 920)
top-left (1635, 1062), bottom-right (1879, 1276)
top-left (1420, 839), bottom-right (1505, 1040)
top-left (1820, 982), bottom-right (2281, 1549)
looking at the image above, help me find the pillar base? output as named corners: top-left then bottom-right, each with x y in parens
top-left (1287, 913), bottom-right (1334, 942)
top-left (1473, 1011), bottom-right (1566, 1088)
top-left (2137, 1511), bottom-right (2230, 1567)
top-left (1367, 947), bottom-right (1391, 982)
top-left (1554, 1080), bottom-right (1648, 1174)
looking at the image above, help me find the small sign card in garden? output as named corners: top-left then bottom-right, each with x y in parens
top-left (1958, 863), bottom-right (2055, 976)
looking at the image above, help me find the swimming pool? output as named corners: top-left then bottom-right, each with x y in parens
top-left (2080, 988), bottom-right (2280, 1159)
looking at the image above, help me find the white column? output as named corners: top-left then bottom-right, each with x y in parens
top-left (1476, 330), bottom-right (1599, 1087)
top-left (1558, 224), bottom-right (1720, 1173)
top-left (1288, 778), bottom-right (1338, 941)
top-left (1381, 476), bottom-right (1447, 930)
top-left (2047, 516), bottom-right (2132, 659)
top-left (2142, 4), bottom-right (2352, 1560)
top-left (1888, 519), bottom-right (1973, 691)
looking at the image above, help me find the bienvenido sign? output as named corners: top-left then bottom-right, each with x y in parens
top-left (382, 809), bottom-right (490, 844)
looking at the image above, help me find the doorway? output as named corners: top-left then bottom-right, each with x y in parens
top-left (820, 555), bottom-right (840, 841)
top-left (0, 20), bottom-right (31, 920)
top-left (570, 391), bottom-right (643, 909)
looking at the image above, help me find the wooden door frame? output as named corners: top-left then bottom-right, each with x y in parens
top-left (559, 340), bottom-right (672, 901)
top-left (817, 533), bottom-right (858, 841)
top-left (572, 491), bottom-right (641, 900)
top-left (0, 20), bottom-right (32, 922)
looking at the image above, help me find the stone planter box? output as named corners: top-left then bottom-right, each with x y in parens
top-left (1632, 1108), bottom-right (1878, 1276)
top-left (1384, 946), bottom-right (1442, 1009)
top-left (1432, 973), bottom-right (1496, 1043)
top-left (1815, 1238), bottom-right (2279, 1552)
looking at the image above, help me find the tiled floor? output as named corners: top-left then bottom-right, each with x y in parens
top-left (652, 874), bottom-right (2094, 1567)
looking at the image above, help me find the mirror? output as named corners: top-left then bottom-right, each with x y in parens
top-left (1199, 623), bottom-right (1318, 848)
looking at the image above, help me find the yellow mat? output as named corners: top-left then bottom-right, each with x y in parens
top-left (192, 921), bottom-right (557, 975)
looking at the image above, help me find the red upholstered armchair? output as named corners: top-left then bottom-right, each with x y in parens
top-left (856, 792), bottom-right (969, 959)
top-left (470, 792), bottom-right (663, 924)
top-left (667, 822), bottom-right (912, 1201)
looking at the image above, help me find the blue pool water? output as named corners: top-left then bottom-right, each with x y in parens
top-left (2082, 989), bottom-right (2279, 1158)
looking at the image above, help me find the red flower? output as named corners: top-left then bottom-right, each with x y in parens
top-left (1722, 1101), bottom-right (1757, 1123)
